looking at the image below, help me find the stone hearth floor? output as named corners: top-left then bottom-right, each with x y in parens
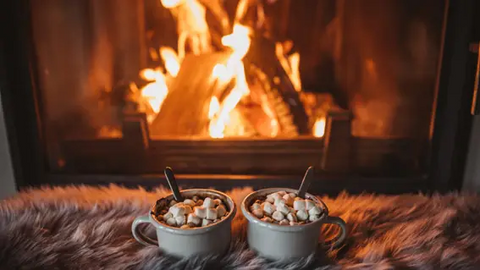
top-left (1, 185), bottom-right (480, 269)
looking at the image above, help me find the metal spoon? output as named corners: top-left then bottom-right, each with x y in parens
top-left (164, 167), bottom-right (183, 201)
top-left (297, 166), bottom-right (314, 199)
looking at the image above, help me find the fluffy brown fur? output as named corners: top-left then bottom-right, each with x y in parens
top-left (1, 185), bottom-right (480, 269)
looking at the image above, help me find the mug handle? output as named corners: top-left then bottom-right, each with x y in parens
top-left (132, 215), bottom-right (158, 246)
top-left (322, 216), bottom-right (347, 249)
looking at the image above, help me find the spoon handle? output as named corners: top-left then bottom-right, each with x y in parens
top-left (298, 166), bottom-right (314, 198)
top-left (164, 167), bottom-right (183, 201)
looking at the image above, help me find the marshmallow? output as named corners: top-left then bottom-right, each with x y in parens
top-left (175, 215), bottom-right (186, 226)
top-left (305, 200), bottom-right (316, 211)
top-left (169, 205), bottom-right (186, 217)
top-left (309, 214), bottom-right (320, 222)
top-left (272, 211), bottom-right (285, 221)
top-left (277, 191), bottom-right (287, 196)
top-left (289, 221), bottom-right (297, 226)
top-left (194, 206), bottom-right (207, 219)
top-left (216, 205), bottom-right (227, 217)
top-left (183, 199), bottom-right (196, 207)
top-left (274, 198), bottom-right (286, 206)
top-left (252, 208), bottom-right (264, 218)
top-left (203, 197), bottom-right (215, 208)
top-left (297, 210), bottom-right (309, 221)
top-left (308, 206), bottom-right (321, 216)
top-left (261, 216), bottom-right (273, 223)
top-left (282, 194), bottom-right (294, 206)
top-left (250, 203), bottom-right (261, 211)
top-left (293, 200), bottom-right (306, 211)
top-left (166, 217), bottom-right (176, 226)
top-left (279, 219), bottom-right (289, 225)
top-left (196, 199), bottom-right (204, 206)
top-left (169, 200), bottom-right (177, 207)
top-left (266, 192), bottom-right (280, 204)
top-left (202, 219), bottom-right (213, 227)
top-left (163, 212), bottom-right (173, 221)
top-left (206, 208), bottom-right (218, 220)
top-left (213, 199), bottom-right (222, 206)
top-left (287, 212), bottom-right (297, 222)
top-left (263, 202), bottom-right (276, 215)
top-left (276, 203), bottom-right (290, 215)
top-left (187, 213), bottom-right (201, 226)
top-left (288, 193), bottom-right (297, 198)
top-left (269, 193), bottom-right (283, 201)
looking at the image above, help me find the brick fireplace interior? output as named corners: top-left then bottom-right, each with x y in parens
top-left (1, 0), bottom-right (478, 194)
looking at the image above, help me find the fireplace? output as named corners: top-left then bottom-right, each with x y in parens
top-left (1, 0), bottom-right (478, 194)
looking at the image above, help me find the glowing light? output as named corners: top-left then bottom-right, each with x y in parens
top-left (212, 64), bottom-right (233, 83)
top-left (221, 24), bottom-right (251, 67)
top-left (160, 0), bottom-right (183, 8)
top-left (139, 68), bottom-right (169, 115)
top-left (275, 43), bottom-right (302, 92)
top-left (140, 68), bottom-right (161, 81)
top-left (313, 117), bottom-right (326, 138)
top-left (208, 24), bottom-right (252, 138)
top-left (160, 47), bottom-right (180, 77)
top-left (208, 96), bottom-right (220, 120)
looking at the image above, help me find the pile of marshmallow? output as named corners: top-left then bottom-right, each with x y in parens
top-left (249, 190), bottom-right (323, 225)
top-left (155, 195), bottom-right (228, 229)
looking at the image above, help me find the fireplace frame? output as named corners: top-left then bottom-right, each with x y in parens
top-left (1, 0), bottom-right (478, 194)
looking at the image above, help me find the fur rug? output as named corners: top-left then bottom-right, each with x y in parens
top-left (1, 185), bottom-right (480, 269)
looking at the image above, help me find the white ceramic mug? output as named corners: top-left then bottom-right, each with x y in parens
top-left (132, 189), bottom-right (236, 258)
top-left (241, 188), bottom-right (347, 261)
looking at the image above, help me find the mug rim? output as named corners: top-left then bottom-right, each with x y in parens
top-left (149, 188), bottom-right (237, 235)
top-left (241, 187), bottom-right (328, 232)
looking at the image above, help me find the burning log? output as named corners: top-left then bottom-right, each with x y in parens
top-left (149, 52), bottom-right (232, 137)
top-left (245, 35), bottom-right (310, 135)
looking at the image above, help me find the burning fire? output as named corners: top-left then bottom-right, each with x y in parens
top-left (108, 0), bottom-right (332, 140)
top-left (208, 24), bottom-right (252, 138)
top-left (160, 0), bottom-right (182, 8)
top-left (136, 47), bottom-right (180, 123)
top-left (161, 0), bottom-right (211, 59)
top-left (212, 64), bottom-right (232, 83)
top-left (160, 47), bottom-right (180, 77)
top-left (276, 42), bottom-right (302, 92)
top-left (139, 68), bottom-right (169, 116)
top-left (313, 117), bottom-right (326, 138)
top-left (208, 96), bottom-right (220, 120)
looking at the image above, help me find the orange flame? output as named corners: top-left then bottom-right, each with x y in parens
top-left (208, 96), bottom-right (220, 120)
top-left (212, 64), bottom-right (233, 83)
top-left (208, 24), bottom-right (251, 138)
top-left (160, 0), bottom-right (183, 9)
top-left (139, 68), bottom-right (169, 118)
top-left (313, 117), bottom-right (326, 138)
top-left (140, 68), bottom-right (161, 81)
top-left (222, 24), bottom-right (251, 67)
top-left (160, 47), bottom-right (180, 77)
top-left (275, 43), bottom-right (302, 92)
